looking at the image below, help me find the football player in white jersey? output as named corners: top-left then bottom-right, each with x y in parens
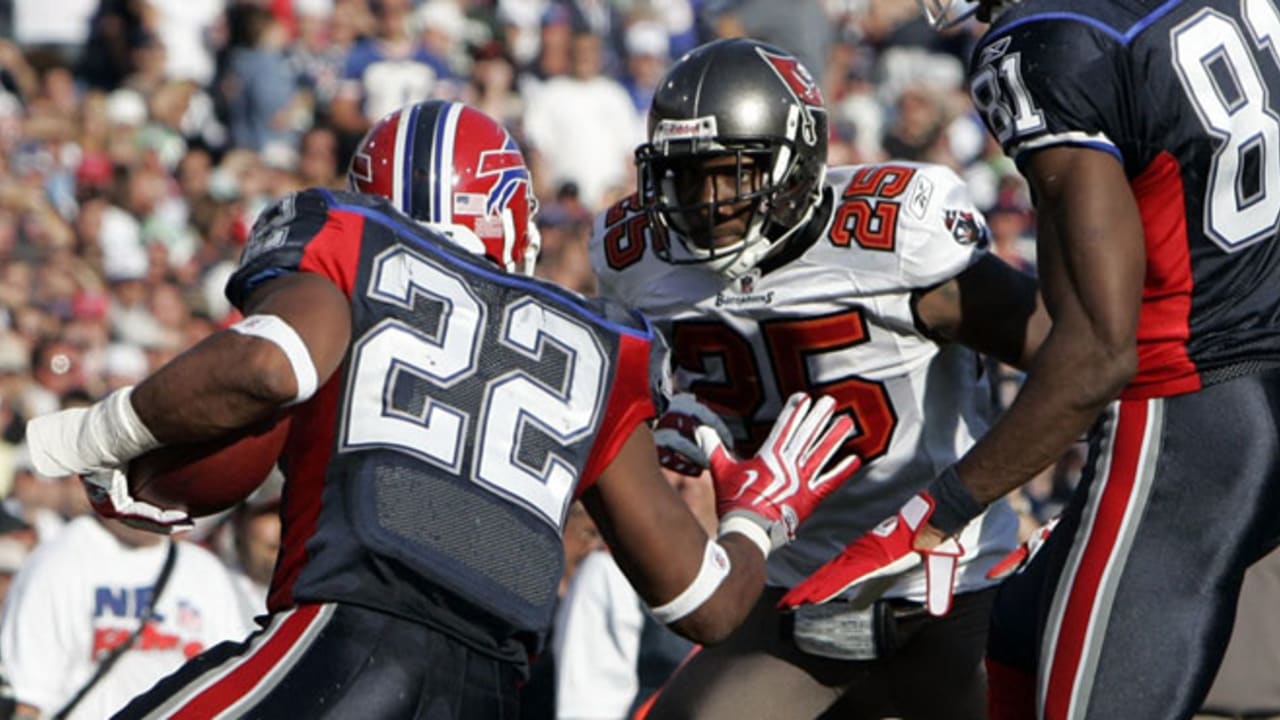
top-left (588, 38), bottom-right (1049, 719)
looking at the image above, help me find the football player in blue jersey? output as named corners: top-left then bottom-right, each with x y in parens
top-left (794, 1), bottom-right (1280, 718)
top-left (23, 100), bottom-right (863, 719)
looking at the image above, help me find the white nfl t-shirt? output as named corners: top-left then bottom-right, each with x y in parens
top-left (591, 161), bottom-right (1020, 602)
top-left (0, 516), bottom-right (253, 719)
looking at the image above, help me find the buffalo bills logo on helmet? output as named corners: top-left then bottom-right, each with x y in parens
top-left (476, 136), bottom-right (531, 218)
top-left (757, 48), bottom-right (824, 146)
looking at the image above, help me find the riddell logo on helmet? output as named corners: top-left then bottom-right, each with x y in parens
top-left (653, 117), bottom-right (718, 143)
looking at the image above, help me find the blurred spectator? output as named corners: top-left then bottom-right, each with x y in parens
top-left (620, 20), bottom-right (669, 114)
top-left (76, 1), bottom-right (152, 91)
top-left (0, 505), bottom-right (34, 603)
top-left (497, 0), bottom-right (553, 70)
top-left (330, 0), bottom-right (456, 139)
top-left (223, 470), bottom-right (283, 625)
top-left (288, 0), bottom-right (349, 127)
top-left (219, 4), bottom-right (304, 152)
top-left (11, 0), bottom-right (97, 67)
top-left (3, 447), bottom-right (82, 542)
top-left (415, 0), bottom-right (471, 76)
top-left (0, 516), bottom-right (251, 719)
top-left (704, 0), bottom-right (832, 80)
top-left (296, 125), bottom-right (342, 188)
top-left (147, 0), bottom-right (226, 87)
top-left (522, 28), bottom-right (639, 209)
top-left (466, 39), bottom-right (522, 129)
top-left (519, 499), bottom-right (604, 720)
top-left (553, 468), bottom-right (712, 719)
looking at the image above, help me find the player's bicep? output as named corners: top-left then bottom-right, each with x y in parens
top-left (1026, 146), bottom-right (1143, 351)
top-left (915, 254), bottom-right (1048, 369)
top-left (241, 272), bottom-right (352, 391)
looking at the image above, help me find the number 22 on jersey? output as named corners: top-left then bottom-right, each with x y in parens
top-left (340, 246), bottom-right (607, 527)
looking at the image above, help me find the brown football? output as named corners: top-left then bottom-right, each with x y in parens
top-left (128, 415), bottom-right (291, 517)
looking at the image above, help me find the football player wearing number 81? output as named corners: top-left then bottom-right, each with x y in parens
top-left (590, 37), bottom-right (1051, 719)
top-left (23, 100), bottom-right (864, 719)
top-left (908, 0), bottom-right (1280, 718)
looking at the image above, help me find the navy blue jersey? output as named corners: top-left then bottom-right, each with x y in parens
top-left (227, 189), bottom-right (660, 659)
top-left (970, 0), bottom-right (1280, 398)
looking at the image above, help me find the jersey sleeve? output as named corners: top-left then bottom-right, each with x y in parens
top-left (894, 164), bottom-right (990, 289)
top-left (226, 189), bottom-right (353, 310)
top-left (970, 17), bottom-right (1130, 165)
top-left (577, 300), bottom-right (661, 496)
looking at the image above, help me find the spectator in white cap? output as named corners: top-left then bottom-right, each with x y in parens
top-left (621, 20), bottom-right (670, 113)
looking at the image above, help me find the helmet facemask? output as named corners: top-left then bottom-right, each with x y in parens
top-left (917, 0), bottom-right (992, 28)
top-left (638, 129), bottom-right (821, 279)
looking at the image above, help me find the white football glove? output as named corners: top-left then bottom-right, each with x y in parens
top-left (83, 469), bottom-right (194, 535)
top-left (25, 387), bottom-right (161, 477)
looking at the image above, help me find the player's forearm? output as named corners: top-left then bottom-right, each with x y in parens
top-left (954, 325), bottom-right (1135, 504)
top-left (667, 532), bottom-right (766, 644)
top-left (130, 330), bottom-right (297, 444)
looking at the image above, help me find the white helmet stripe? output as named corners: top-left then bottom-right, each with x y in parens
top-left (435, 102), bottom-right (462, 226)
top-left (391, 106), bottom-right (413, 215)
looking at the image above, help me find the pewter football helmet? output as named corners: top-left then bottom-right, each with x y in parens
top-left (636, 38), bottom-right (828, 279)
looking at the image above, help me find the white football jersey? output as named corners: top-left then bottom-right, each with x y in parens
top-left (590, 161), bottom-right (1019, 602)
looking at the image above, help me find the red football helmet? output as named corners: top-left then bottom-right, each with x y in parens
top-left (348, 100), bottom-right (541, 275)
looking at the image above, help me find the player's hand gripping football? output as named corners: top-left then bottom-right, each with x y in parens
top-left (706, 393), bottom-right (863, 557)
top-left (778, 491), bottom-right (965, 616)
top-left (25, 387), bottom-right (192, 534)
top-left (82, 469), bottom-right (195, 534)
top-left (653, 393), bottom-right (735, 476)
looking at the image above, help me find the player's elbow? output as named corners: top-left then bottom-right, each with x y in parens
top-left (239, 333), bottom-right (307, 407)
top-left (667, 605), bottom-right (739, 645)
top-left (1077, 333), bottom-right (1137, 406)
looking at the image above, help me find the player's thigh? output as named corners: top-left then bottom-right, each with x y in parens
top-left (646, 589), bottom-right (849, 720)
top-left (115, 603), bottom-right (519, 720)
top-left (885, 588), bottom-right (993, 720)
top-left (1041, 380), bottom-right (1280, 720)
top-left (821, 588), bottom-right (993, 720)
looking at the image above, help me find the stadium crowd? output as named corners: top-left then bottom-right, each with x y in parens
top-left (8, 0), bottom-right (1274, 719)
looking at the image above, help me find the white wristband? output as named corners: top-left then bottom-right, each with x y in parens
top-left (230, 314), bottom-right (318, 405)
top-left (718, 514), bottom-right (773, 559)
top-left (648, 539), bottom-right (732, 624)
top-left (87, 386), bottom-right (161, 466)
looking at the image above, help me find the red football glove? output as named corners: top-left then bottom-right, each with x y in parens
top-left (778, 492), bottom-right (964, 616)
top-left (705, 393), bottom-right (863, 557)
top-left (82, 468), bottom-right (194, 535)
top-left (986, 516), bottom-right (1059, 581)
top-left (653, 393), bottom-right (734, 476)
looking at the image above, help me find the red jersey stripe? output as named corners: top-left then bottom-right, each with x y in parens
top-left (1126, 152), bottom-right (1200, 399)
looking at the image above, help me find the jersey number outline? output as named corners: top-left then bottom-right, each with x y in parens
top-left (671, 309), bottom-right (898, 462)
top-left (340, 246), bottom-right (607, 526)
top-left (1172, 1), bottom-right (1280, 251)
top-left (970, 51), bottom-right (1046, 146)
